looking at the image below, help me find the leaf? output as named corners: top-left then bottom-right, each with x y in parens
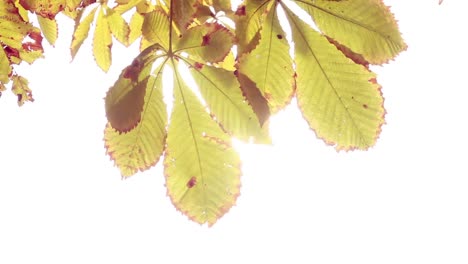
top-left (105, 44), bottom-right (164, 132)
top-left (71, 6), bottom-right (97, 59)
top-left (113, 0), bottom-right (144, 14)
top-left (238, 4), bottom-right (295, 112)
top-left (165, 64), bottom-right (240, 226)
top-left (128, 11), bottom-right (144, 44)
top-left (37, 15), bottom-right (58, 46)
top-left (19, 0), bottom-right (65, 18)
top-left (234, 0), bottom-right (272, 55)
top-left (171, 0), bottom-right (198, 33)
top-left (142, 9), bottom-right (171, 50)
top-left (93, 7), bottom-right (112, 72)
top-left (210, 0), bottom-right (232, 12)
top-left (107, 8), bottom-right (130, 46)
top-left (0, 48), bottom-right (11, 83)
top-left (298, 0), bottom-right (407, 64)
top-left (187, 61), bottom-right (265, 141)
top-left (236, 71), bottom-right (270, 126)
top-left (11, 75), bottom-right (34, 106)
top-left (174, 23), bottom-right (234, 63)
top-left (286, 9), bottom-right (385, 150)
top-left (105, 63), bottom-right (167, 177)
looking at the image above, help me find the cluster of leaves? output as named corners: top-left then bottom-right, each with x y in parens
top-left (1, 0), bottom-right (406, 225)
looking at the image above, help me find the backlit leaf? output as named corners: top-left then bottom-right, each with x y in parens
top-left (298, 0), bottom-right (407, 64)
top-left (287, 9), bottom-right (385, 150)
top-left (19, 0), bottom-right (65, 18)
top-left (234, 0), bottom-right (272, 55)
top-left (165, 65), bottom-right (240, 226)
top-left (105, 63), bottom-right (167, 177)
top-left (105, 44), bottom-right (164, 132)
top-left (238, 4), bottom-right (295, 112)
top-left (171, 0), bottom-right (197, 33)
top-left (128, 11), bottom-right (144, 44)
top-left (107, 8), bottom-right (130, 46)
top-left (71, 6), bottom-right (97, 59)
top-left (93, 7), bottom-right (112, 72)
top-left (37, 15), bottom-right (58, 46)
top-left (175, 23), bottom-right (233, 63)
top-left (187, 61), bottom-right (265, 141)
top-left (0, 48), bottom-right (11, 83)
top-left (11, 75), bottom-right (34, 106)
top-left (142, 9), bottom-right (171, 50)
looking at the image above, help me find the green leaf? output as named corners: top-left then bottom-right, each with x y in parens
top-left (298, 0), bottom-right (407, 64)
top-left (107, 8), bottom-right (130, 46)
top-left (165, 63), bottom-right (241, 226)
top-left (37, 15), bottom-right (58, 46)
top-left (286, 9), bottom-right (385, 150)
top-left (238, 4), bottom-right (295, 112)
top-left (187, 61), bottom-right (266, 141)
top-left (175, 23), bottom-right (234, 63)
top-left (93, 7), bottom-right (112, 72)
top-left (105, 44), bottom-right (164, 133)
top-left (71, 6), bottom-right (97, 59)
top-left (105, 63), bottom-right (167, 177)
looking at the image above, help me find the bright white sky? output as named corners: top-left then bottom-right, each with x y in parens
top-left (1, 1), bottom-right (467, 263)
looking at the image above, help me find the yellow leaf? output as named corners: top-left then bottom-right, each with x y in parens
top-left (172, 0), bottom-right (197, 33)
top-left (0, 48), bottom-right (11, 83)
top-left (114, 0), bottom-right (145, 14)
top-left (128, 12), bottom-right (144, 45)
top-left (11, 75), bottom-right (34, 106)
top-left (19, 0), bottom-right (65, 18)
top-left (37, 15), bottom-right (58, 46)
top-left (106, 8), bottom-right (130, 46)
top-left (287, 10), bottom-right (385, 150)
top-left (93, 8), bottom-right (112, 72)
top-left (71, 6), bottom-right (97, 59)
top-left (142, 9), bottom-right (171, 50)
top-left (165, 64), bottom-right (241, 226)
top-left (174, 23), bottom-right (233, 63)
top-left (298, 0), bottom-right (407, 64)
top-left (234, 0), bottom-right (273, 55)
top-left (238, 4), bottom-right (295, 113)
top-left (105, 44), bottom-right (165, 132)
top-left (188, 61), bottom-right (266, 142)
top-left (105, 63), bottom-right (167, 177)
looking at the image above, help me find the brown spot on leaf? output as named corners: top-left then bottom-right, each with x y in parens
top-left (363, 104), bottom-right (368, 109)
top-left (235, 5), bottom-right (246, 16)
top-left (194, 62), bottom-right (204, 70)
top-left (326, 36), bottom-right (369, 68)
top-left (187, 176), bottom-right (197, 188)
top-left (202, 34), bottom-right (211, 46)
top-left (123, 58), bottom-right (143, 81)
top-left (277, 34), bottom-right (283, 39)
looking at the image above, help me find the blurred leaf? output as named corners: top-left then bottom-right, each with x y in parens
top-left (12, 75), bottom-right (34, 106)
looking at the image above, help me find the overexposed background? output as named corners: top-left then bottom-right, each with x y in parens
top-left (1, 1), bottom-right (467, 263)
